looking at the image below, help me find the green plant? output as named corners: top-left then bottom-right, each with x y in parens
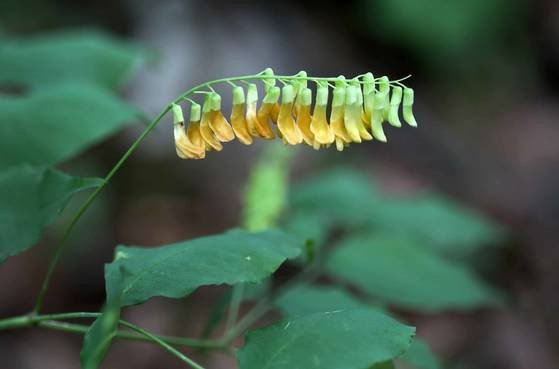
top-left (0, 31), bottom-right (504, 369)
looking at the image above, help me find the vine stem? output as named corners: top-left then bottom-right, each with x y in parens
top-left (31, 73), bottom-right (263, 314)
top-left (0, 312), bottom-right (212, 368)
top-left (31, 106), bottom-right (171, 315)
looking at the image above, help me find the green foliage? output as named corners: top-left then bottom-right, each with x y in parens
top-left (325, 233), bottom-right (501, 311)
top-left (80, 264), bottom-right (124, 369)
top-left (369, 194), bottom-right (504, 255)
top-left (400, 339), bottom-right (442, 369)
top-left (243, 143), bottom-right (292, 231)
top-left (291, 168), bottom-right (504, 256)
top-left (0, 28), bottom-right (507, 369)
top-left (0, 81), bottom-right (141, 169)
top-left (0, 165), bottom-right (101, 263)
top-left (274, 284), bottom-right (369, 316)
top-left (238, 309), bottom-right (415, 369)
top-left (0, 30), bottom-right (146, 89)
top-left (359, 0), bottom-right (520, 64)
top-left (105, 229), bottom-right (303, 306)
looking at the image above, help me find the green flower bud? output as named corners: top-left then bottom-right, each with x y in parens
top-left (403, 88), bottom-right (417, 127)
top-left (172, 103), bottom-right (184, 125)
top-left (387, 86), bottom-right (402, 127)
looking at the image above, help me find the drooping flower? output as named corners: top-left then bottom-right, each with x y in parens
top-left (330, 77), bottom-right (351, 151)
top-left (277, 85), bottom-right (303, 145)
top-left (173, 103), bottom-right (205, 159)
top-left (403, 87), bottom-right (418, 127)
top-left (170, 69), bottom-right (417, 159)
top-left (310, 84), bottom-right (334, 145)
top-left (296, 87), bottom-right (314, 145)
top-left (257, 86), bottom-right (280, 136)
top-left (370, 92), bottom-right (388, 142)
top-left (209, 93), bottom-right (235, 142)
top-left (200, 95), bottom-right (223, 151)
top-left (230, 86), bottom-right (252, 145)
top-left (347, 78), bottom-right (373, 142)
top-left (246, 83), bottom-right (274, 139)
top-left (387, 86), bottom-right (403, 128)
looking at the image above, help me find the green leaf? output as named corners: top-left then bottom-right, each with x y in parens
top-left (291, 168), bottom-right (504, 255)
top-left (369, 194), bottom-right (504, 255)
top-left (274, 284), bottom-right (370, 317)
top-left (237, 309), bottom-right (415, 369)
top-left (0, 30), bottom-right (146, 89)
top-left (400, 339), bottom-right (441, 369)
top-left (243, 143), bottom-right (292, 231)
top-left (325, 234), bottom-right (501, 311)
top-left (81, 264), bottom-right (124, 369)
top-left (105, 229), bottom-right (303, 306)
top-left (0, 82), bottom-right (141, 169)
top-left (0, 165), bottom-right (102, 263)
top-left (291, 168), bottom-right (379, 224)
top-left (370, 362), bottom-right (395, 369)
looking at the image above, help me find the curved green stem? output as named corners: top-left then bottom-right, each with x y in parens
top-left (118, 320), bottom-right (206, 369)
top-left (0, 312), bottom-right (217, 367)
top-left (32, 107), bottom-right (171, 314)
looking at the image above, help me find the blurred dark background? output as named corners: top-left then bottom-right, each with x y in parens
top-left (0, 0), bottom-right (558, 368)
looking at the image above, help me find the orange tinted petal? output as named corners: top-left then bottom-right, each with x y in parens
top-left (310, 105), bottom-right (334, 144)
top-left (200, 112), bottom-right (223, 151)
top-left (278, 102), bottom-right (303, 145)
top-left (210, 110), bottom-right (235, 142)
top-left (255, 103), bottom-right (276, 139)
top-left (231, 104), bottom-right (253, 145)
top-left (297, 104), bottom-right (314, 145)
top-left (185, 121), bottom-right (206, 155)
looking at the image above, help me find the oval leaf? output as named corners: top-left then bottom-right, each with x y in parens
top-left (237, 309), bottom-right (415, 369)
top-left (105, 229), bottom-right (303, 306)
top-left (0, 30), bottom-right (146, 89)
top-left (0, 82), bottom-right (141, 169)
top-left (274, 284), bottom-right (370, 317)
top-left (0, 165), bottom-right (102, 263)
top-left (325, 234), bottom-right (502, 311)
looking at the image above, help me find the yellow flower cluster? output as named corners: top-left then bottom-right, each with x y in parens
top-left (173, 71), bottom-right (417, 159)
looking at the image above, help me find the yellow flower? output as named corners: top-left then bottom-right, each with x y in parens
top-left (200, 95), bottom-right (223, 151)
top-left (230, 86), bottom-right (253, 145)
top-left (292, 71), bottom-right (307, 118)
top-left (295, 87), bottom-right (314, 145)
top-left (277, 85), bottom-right (303, 145)
top-left (330, 83), bottom-right (351, 148)
top-left (310, 85), bottom-right (334, 144)
top-left (209, 93), bottom-right (235, 142)
top-left (169, 70), bottom-right (417, 158)
top-left (172, 104), bottom-right (205, 159)
top-left (184, 103), bottom-right (206, 157)
top-left (246, 84), bottom-right (274, 139)
top-left (350, 78), bottom-right (373, 141)
top-left (256, 86), bottom-right (280, 138)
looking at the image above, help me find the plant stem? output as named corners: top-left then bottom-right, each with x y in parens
top-left (0, 311), bottom-right (223, 368)
top-left (37, 320), bottom-right (225, 350)
top-left (225, 284), bottom-right (245, 332)
top-left (32, 107), bottom-right (172, 315)
top-left (0, 312), bottom-right (221, 349)
top-left (222, 262), bottom-right (321, 344)
top-left (118, 320), bottom-right (206, 369)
